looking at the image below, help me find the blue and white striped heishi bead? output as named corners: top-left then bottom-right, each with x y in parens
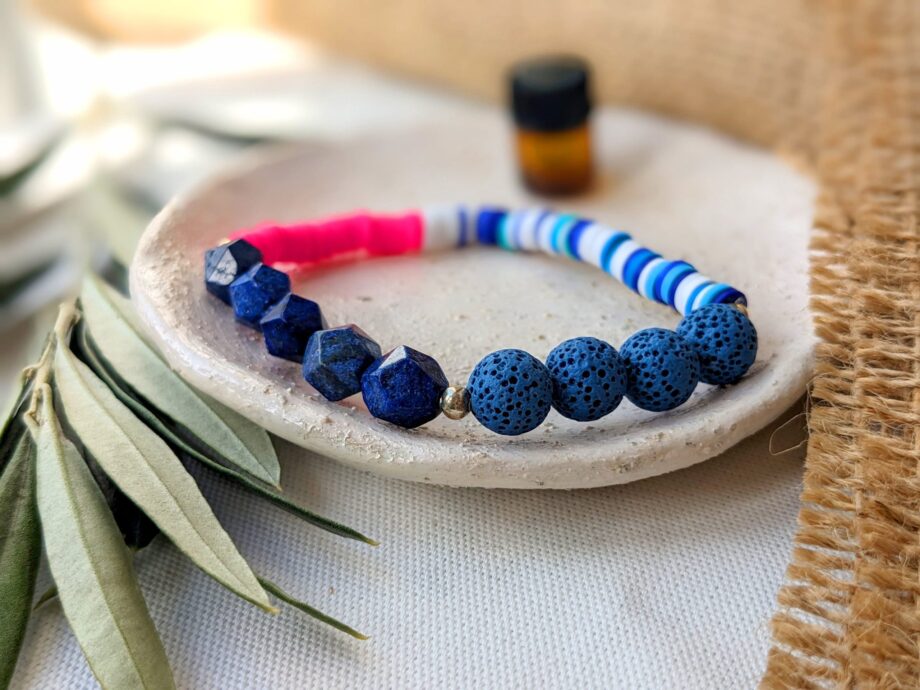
top-left (419, 205), bottom-right (746, 316)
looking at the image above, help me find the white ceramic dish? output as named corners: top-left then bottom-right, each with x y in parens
top-left (131, 109), bottom-right (815, 488)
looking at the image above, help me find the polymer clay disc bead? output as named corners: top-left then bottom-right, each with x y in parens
top-left (467, 349), bottom-right (553, 435)
top-left (361, 345), bottom-right (449, 428)
top-left (620, 328), bottom-right (700, 412)
top-left (676, 303), bottom-right (758, 385)
top-left (302, 325), bottom-right (382, 401)
top-left (204, 239), bottom-right (262, 303)
top-left (259, 293), bottom-right (328, 362)
top-left (228, 263), bottom-right (290, 328)
top-left (545, 337), bottom-right (627, 422)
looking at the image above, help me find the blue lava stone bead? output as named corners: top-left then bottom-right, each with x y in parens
top-left (302, 325), bottom-right (382, 401)
top-left (620, 328), bottom-right (700, 412)
top-left (204, 240), bottom-right (262, 303)
top-left (545, 337), bottom-right (628, 422)
top-left (361, 346), bottom-right (448, 429)
top-left (259, 294), bottom-right (328, 362)
top-left (467, 349), bottom-right (552, 436)
top-left (676, 303), bottom-right (758, 385)
top-left (229, 264), bottom-right (290, 329)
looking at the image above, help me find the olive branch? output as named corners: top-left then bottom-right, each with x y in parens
top-left (0, 275), bottom-right (374, 689)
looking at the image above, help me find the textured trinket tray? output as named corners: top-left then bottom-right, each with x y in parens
top-left (131, 109), bottom-right (815, 488)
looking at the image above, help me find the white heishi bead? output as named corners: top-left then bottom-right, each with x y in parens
top-left (536, 213), bottom-right (558, 253)
top-left (517, 208), bottom-right (547, 251)
top-left (673, 272), bottom-right (710, 315)
top-left (422, 205), bottom-right (464, 252)
top-left (582, 225), bottom-right (619, 269)
top-left (608, 239), bottom-right (641, 281)
top-left (504, 210), bottom-right (525, 249)
top-left (637, 257), bottom-right (668, 301)
top-left (576, 223), bottom-right (606, 267)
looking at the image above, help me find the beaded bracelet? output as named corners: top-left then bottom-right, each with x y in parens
top-left (204, 207), bottom-right (758, 436)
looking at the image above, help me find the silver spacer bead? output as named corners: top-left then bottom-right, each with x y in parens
top-left (440, 385), bottom-right (470, 420)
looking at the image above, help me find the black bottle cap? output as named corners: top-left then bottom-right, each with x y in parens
top-left (510, 55), bottom-right (592, 132)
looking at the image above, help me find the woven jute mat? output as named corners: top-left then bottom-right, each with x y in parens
top-left (270, 1), bottom-right (919, 686)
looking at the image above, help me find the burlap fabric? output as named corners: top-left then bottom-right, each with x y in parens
top-left (270, 2), bottom-right (919, 686)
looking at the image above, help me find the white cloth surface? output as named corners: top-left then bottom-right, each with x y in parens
top-left (14, 406), bottom-right (804, 689)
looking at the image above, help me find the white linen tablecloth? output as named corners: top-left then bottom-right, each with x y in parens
top-left (14, 405), bottom-right (804, 689)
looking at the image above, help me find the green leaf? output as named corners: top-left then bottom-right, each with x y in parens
top-left (0, 372), bottom-right (32, 477)
top-left (1, 370), bottom-right (28, 432)
top-left (32, 585), bottom-right (57, 611)
top-left (0, 432), bottom-right (40, 689)
top-left (73, 325), bottom-right (377, 546)
top-left (29, 387), bottom-right (175, 690)
top-left (258, 577), bottom-right (367, 640)
top-left (53, 343), bottom-right (274, 613)
top-left (80, 275), bottom-right (281, 486)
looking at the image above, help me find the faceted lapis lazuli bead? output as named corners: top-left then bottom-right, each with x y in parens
top-left (302, 325), bottom-right (382, 401)
top-left (620, 328), bottom-right (700, 412)
top-left (361, 346), bottom-right (448, 429)
top-left (204, 240), bottom-right (262, 304)
top-left (545, 336), bottom-right (627, 422)
top-left (228, 263), bottom-right (290, 329)
top-left (259, 294), bottom-right (328, 362)
top-left (676, 303), bottom-right (758, 385)
top-left (467, 349), bottom-right (553, 436)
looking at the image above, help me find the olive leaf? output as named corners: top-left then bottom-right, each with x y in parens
top-left (53, 342), bottom-right (275, 613)
top-left (83, 450), bottom-right (160, 550)
top-left (32, 585), bottom-right (57, 611)
top-left (1, 370), bottom-right (28, 437)
top-left (73, 323), bottom-right (377, 545)
top-left (0, 373), bottom-right (31, 478)
top-left (259, 577), bottom-right (367, 641)
top-left (80, 275), bottom-right (281, 487)
top-left (0, 432), bottom-right (40, 689)
top-left (29, 386), bottom-right (175, 690)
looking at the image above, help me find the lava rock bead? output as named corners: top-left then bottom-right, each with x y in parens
top-left (361, 346), bottom-right (449, 429)
top-left (676, 303), bottom-right (758, 385)
top-left (228, 263), bottom-right (290, 328)
top-left (204, 239), bottom-right (262, 303)
top-left (260, 294), bottom-right (328, 362)
top-left (545, 337), bottom-right (628, 422)
top-left (302, 325), bottom-right (382, 401)
top-left (620, 328), bottom-right (700, 412)
top-left (467, 349), bottom-right (553, 436)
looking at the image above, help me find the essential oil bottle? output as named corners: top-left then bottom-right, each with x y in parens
top-left (509, 55), bottom-right (594, 196)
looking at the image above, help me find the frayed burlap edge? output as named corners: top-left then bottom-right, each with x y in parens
top-left (762, 2), bottom-right (920, 688)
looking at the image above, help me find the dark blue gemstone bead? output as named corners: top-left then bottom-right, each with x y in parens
top-left (361, 346), bottom-right (448, 429)
top-left (204, 240), bottom-right (262, 303)
top-left (228, 264), bottom-right (290, 329)
top-left (259, 294), bottom-right (328, 362)
top-left (676, 303), bottom-right (758, 385)
top-left (545, 337), bottom-right (627, 422)
top-left (302, 325), bottom-right (382, 401)
top-left (467, 349), bottom-right (552, 436)
top-left (620, 328), bottom-right (700, 412)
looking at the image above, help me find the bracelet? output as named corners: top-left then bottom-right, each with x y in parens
top-left (204, 206), bottom-right (757, 436)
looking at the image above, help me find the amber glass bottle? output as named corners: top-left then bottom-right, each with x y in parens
top-left (510, 56), bottom-right (593, 196)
